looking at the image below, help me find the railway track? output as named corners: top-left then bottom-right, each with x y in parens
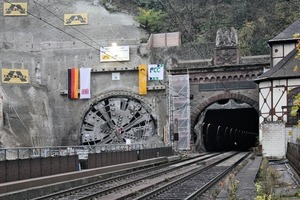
top-left (32, 151), bottom-right (248, 200)
top-left (32, 153), bottom-right (217, 200)
top-left (134, 152), bottom-right (248, 200)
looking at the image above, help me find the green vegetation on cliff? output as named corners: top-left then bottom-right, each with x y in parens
top-left (112, 0), bottom-right (300, 56)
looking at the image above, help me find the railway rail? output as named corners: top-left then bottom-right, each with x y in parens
top-left (134, 152), bottom-right (248, 200)
top-left (32, 153), bottom-right (215, 200)
top-left (32, 151), bottom-right (248, 200)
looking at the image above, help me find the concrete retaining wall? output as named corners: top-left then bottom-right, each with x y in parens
top-left (0, 155), bottom-right (78, 183)
top-left (0, 157), bottom-right (170, 200)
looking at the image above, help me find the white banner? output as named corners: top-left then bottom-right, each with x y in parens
top-left (80, 68), bottom-right (91, 99)
top-left (148, 64), bottom-right (164, 80)
top-left (100, 46), bottom-right (130, 62)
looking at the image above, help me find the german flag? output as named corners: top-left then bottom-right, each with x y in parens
top-left (68, 68), bottom-right (79, 99)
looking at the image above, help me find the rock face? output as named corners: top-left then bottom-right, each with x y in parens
top-left (0, 0), bottom-right (151, 147)
top-left (0, 85), bottom-right (54, 147)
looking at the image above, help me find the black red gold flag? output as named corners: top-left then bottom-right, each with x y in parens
top-left (68, 68), bottom-right (79, 99)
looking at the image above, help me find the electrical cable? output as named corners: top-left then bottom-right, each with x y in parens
top-left (6, 0), bottom-right (230, 111)
top-left (3, 0), bottom-right (136, 70)
top-left (158, 0), bottom-right (230, 93)
top-left (12, 0), bottom-right (239, 115)
top-left (159, 0), bottom-right (206, 59)
top-left (32, 0), bottom-right (102, 48)
top-left (156, 0), bottom-right (233, 114)
top-left (8, 0), bottom-right (231, 96)
top-left (159, 1), bottom-right (269, 117)
top-left (161, 1), bottom-right (278, 113)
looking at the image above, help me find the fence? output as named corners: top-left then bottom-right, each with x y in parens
top-left (0, 155), bottom-right (78, 183)
top-left (0, 145), bottom-right (173, 183)
top-left (0, 143), bottom-right (168, 161)
top-left (286, 142), bottom-right (300, 174)
top-left (88, 147), bottom-right (173, 168)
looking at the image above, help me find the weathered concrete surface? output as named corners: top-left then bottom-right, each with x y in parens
top-left (0, 0), bottom-right (166, 147)
top-left (0, 0), bottom-right (270, 149)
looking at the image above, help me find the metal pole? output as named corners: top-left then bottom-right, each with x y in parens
top-left (174, 118), bottom-right (178, 150)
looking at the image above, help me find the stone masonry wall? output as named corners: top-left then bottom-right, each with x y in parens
top-left (261, 122), bottom-right (286, 158)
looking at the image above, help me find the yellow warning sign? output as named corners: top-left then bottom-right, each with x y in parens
top-left (3, 2), bottom-right (27, 16)
top-left (2, 69), bottom-right (29, 84)
top-left (64, 13), bottom-right (88, 26)
top-left (138, 64), bottom-right (147, 95)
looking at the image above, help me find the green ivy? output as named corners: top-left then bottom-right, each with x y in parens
top-left (136, 8), bottom-right (166, 33)
top-left (291, 93), bottom-right (300, 117)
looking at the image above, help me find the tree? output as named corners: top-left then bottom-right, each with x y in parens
top-left (136, 8), bottom-right (166, 33)
top-left (133, 0), bottom-right (162, 10)
top-left (238, 21), bottom-right (255, 56)
top-left (290, 40), bottom-right (300, 125)
top-left (114, 0), bottom-right (300, 56)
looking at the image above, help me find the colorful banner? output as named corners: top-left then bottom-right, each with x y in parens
top-left (64, 13), bottom-right (88, 26)
top-left (148, 64), bottom-right (164, 80)
top-left (68, 68), bottom-right (79, 99)
top-left (138, 64), bottom-right (147, 95)
top-left (2, 69), bottom-right (29, 83)
top-left (4, 2), bottom-right (28, 16)
top-left (80, 68), bottom-right (91, 99)
top-left (100, 46), bottom-right (130, 62)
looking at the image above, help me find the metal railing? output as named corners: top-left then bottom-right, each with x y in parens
top-left (0, 143), bottom-right (169, 161)
top-left (286, 142), bottom-right (300, 174)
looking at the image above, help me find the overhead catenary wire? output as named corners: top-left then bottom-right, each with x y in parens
top-left (5, 0), bottom-right (161, 85)
top-left (3, 0), bottom-right (136, 70)
top-left (165, 1), bottom-right (257, 117)
top-left (32, 0), bottom-right (102, 48)
top-left (158, 0), bottom-right (230, 93)
top-left (157, 0), bottom-right (206, 60)
top-left (12, 0), bottom-right (228, 101)
top-left (6, 0), bottom-right (226, 106)
top-left (154, 0), bottom-right (233, 114)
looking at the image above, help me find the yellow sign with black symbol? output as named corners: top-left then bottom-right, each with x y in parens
top-left (64, 13), bottom-right (88, 26)
top-left (3, 2), bottom-right (27, 16)
top-left (2, 69), bottom-right (29, 84)
top-left (138, 64), bottom-right (147, 95)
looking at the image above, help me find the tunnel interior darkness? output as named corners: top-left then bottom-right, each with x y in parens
top-left (202, 108), bottom-right (259, 151)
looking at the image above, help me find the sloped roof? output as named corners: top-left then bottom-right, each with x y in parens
top-left (269, 18), bottom-right (300, 43)
top-left (255, 48), bottom-right (300, 82)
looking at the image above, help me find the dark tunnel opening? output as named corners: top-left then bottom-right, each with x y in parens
top-left (202, 108), bottom-right (259, 152)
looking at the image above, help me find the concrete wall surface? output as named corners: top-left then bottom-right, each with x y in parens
top-left (0, 0), bottom-right (168, 147)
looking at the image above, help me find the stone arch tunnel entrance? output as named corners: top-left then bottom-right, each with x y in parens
top-left (194, 99), bottom-right (259, 152)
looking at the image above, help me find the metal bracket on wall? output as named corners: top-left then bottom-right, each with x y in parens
top-left (59, 85), bottom-right (165, 95)
top-left (60, 90), bottom-right (71, 95)
top-left (147, 85), bottom-right (166, 90)
top-left (91, 67), bottom-right (138, 73)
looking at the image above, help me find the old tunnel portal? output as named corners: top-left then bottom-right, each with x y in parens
top-left (194, 99), bottom-right (259, 152)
